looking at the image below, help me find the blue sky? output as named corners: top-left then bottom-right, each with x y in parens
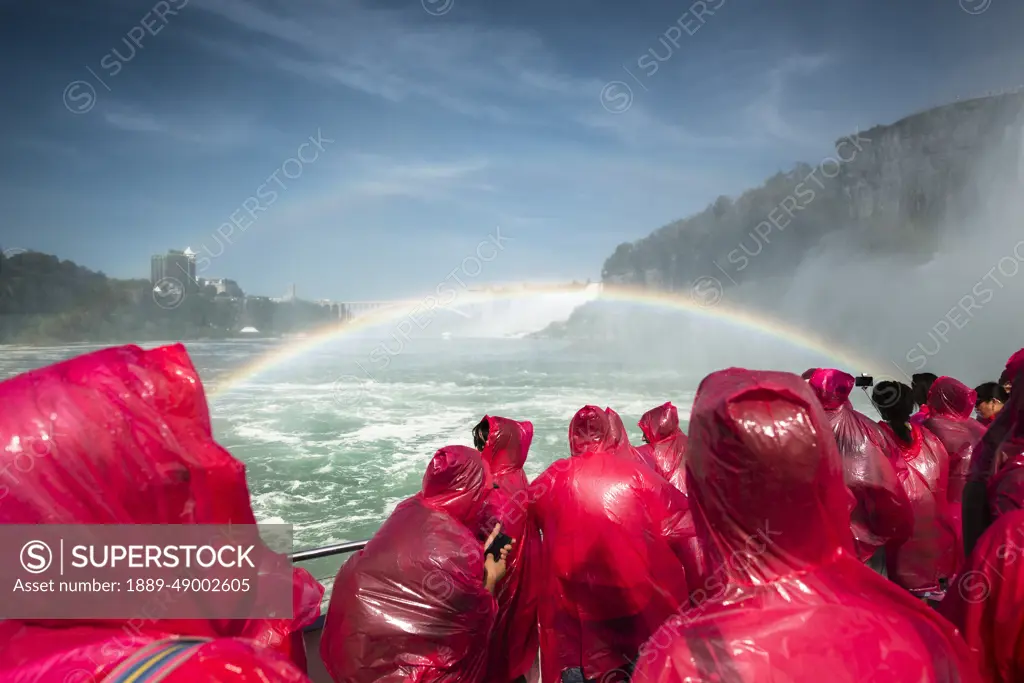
top-left (1, 0), bottom-right (1022, 300)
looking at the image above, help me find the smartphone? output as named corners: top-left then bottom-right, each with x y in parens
top-left (855, 375), bottom-right (874, 388)
top-left (485, 532), bottom-right (513, 561)
top-left (560, 668), bottom-right (587, 683)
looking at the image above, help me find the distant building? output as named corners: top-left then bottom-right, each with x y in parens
top-left (151, 248), bottom-right (197, 288)
top-left (204, 278), bottom-right (244, 298)
top-left (271, 284), bottom-right (298, 304)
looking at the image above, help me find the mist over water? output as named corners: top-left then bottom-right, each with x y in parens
top-left (757, 160), bottom-right (1024, 386)
top-left (344, 287), bottom-right (846, 392)
top-left (439, 284), bottom-right (602, 339)
top-left (566, 126), bottom-right (1024, 389)
top-left (768, 215), bottom-right (1024, 384)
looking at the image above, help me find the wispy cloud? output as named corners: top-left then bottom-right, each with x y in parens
top-left (577, 104), bottom-right (747, 149)
top-left (745, 53), bottom-right (834, 147)
top-left (101, 102), bottom-right (272, 149)
top-left (104, 110), bottom-right (166, 133)
top-left (187, 0), bottom-right (735, 149)
top-left (189, 0), bottom-right (520, 121)
top-left (245, 152), bottom-right (493, 234)
top-left (343, 156), bottom-right (492, 201)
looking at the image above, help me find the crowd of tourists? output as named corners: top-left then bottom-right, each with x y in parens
top-left (1, 343), bottom-right (1023, 682)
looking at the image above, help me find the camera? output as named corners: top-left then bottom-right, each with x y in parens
top-left (854, 375), bottom-right (874, 388)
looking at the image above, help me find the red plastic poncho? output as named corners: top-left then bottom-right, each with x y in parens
top-left (878, 422), bottom-right (959, 594)
top-left (940, 508), bottom-right (1024, 682)
top-left (530, 405), bottom-right (692, 683)
top-left (999, 348), bottom-right (1024, 388)
top-left (630, 369), bottom-right (982, 683)
top-left (964, 349), bottom-right (1024, 556)
top-left (989, 455), bottom-right (1024, 519)
top-left (986, 384), bottom-right (1024, 520)
top-left (807, 369), bottom-right (914, 562)
top-left (320, 446), bottom-right (497, 683)
top-left (478, 416), bottom-right (540, 683)
top-left (924, 378), bottom-right (986, 532)
top-left (635, 403), bottom-right (707, 595)
top-left (636, 402), bottom-right (689, 494)
top-left (0, 635), bottom-right (313, 683)
top-left (973, 348), bottom-right (1024, 485)
top-left (0, 344), bottom-right (322, 682)
top-left (605, 407), bottom-right (655, 469)
top-left (911, 404), bottom-right (934, 427)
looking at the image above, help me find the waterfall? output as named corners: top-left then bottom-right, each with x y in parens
top-left (445, 284), bottom-right (602, 338)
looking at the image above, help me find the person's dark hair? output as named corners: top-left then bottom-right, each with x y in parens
top-left (911, 373), bottom-right (938, 408)
top-left (873, 381), bottom-right (916, 443)
top-left (472, 418), bottom-right (489, 452)
top-left (975, 381), bottom-right (1009, 405)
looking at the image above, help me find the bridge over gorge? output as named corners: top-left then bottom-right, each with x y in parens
top-left (318, 282), bottom-right (598, 322)
top-left (310, 301), bottom-right (393, 322)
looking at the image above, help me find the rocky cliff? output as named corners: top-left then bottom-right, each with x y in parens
top-left (601, 91), bottom-right (1024, 292)
top-left (548, 92), bottom-right (1024, 382)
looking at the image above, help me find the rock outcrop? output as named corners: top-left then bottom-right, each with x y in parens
top-left (601, 92), bottom-right (1024, 291)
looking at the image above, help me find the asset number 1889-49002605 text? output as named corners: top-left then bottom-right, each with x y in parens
top-left (12, 577), bottom-right (252, 593)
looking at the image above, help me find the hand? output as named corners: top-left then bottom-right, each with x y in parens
top-left (483, 523), bottom-right (515, 593)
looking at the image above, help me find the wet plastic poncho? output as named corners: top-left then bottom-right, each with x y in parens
top-left (0, 344), bottom-right (322, 682)
top-left (964, 348), bottom-right (1024, 556)
top-left (529, 405), bottom-right (692, 683)
top-left (923, 377), bottom-right (986, 533)
top-left (478, 416), bottom-right (540, 683)
top-left (629, 369), bottom-right (982, 683)
top-left (974, 348), bottom-right (1024, 484)
top-left (606, 407), bottom-right (655, 469)
top-left (635, 402), bottom-right (708, 596)
top-left (320, 446), bottom-right (497, 683)
top-left (940, 508), bottom-right (1024, 682)
top-left (878, 422), bottom-right (959, 594)
top-left (990, 456), bottom-right (1024, 518)
top-left (911, 404), bottom-right (934, 427)
top-left (999, 348), bottom-right (1024, 388)
top-left (636, 402), bottom-right (689, 493)
top-left (986, 382), bottom-right (1024, 520)
top-left (0, 636), bottom-right (313, 683)
top-left (807, 369), bottom-right (914, 562)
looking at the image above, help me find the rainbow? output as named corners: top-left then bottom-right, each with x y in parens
top-left (210, 283), bottom-right (882, 397)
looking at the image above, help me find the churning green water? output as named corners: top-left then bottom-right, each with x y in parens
top-left (2, 330), bottom-right (862, 593)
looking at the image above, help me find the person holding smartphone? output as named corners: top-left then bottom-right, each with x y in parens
top-left (475, 415), bottom-right (540, 683)
top-left (806, 369), bottom-right (912, 577)
top-left (321, 446), bottom-right (513, 683)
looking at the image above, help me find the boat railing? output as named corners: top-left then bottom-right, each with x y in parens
top-left (290, 540), bottom-right (368, 633)
top-left (290, 540), bottom-right (368, 563)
